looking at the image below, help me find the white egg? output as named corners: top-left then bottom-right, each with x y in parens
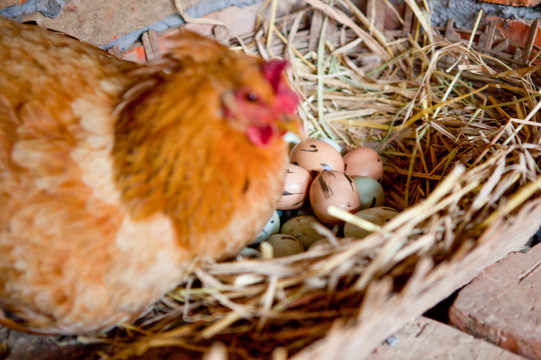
top-left (253, 211), bottom-right (281, 244)
top-left (238, 247), bottom-right (262, 259)
top-left (318, 137), bottom-right (344, 154)
top-left (283, 131), bottom-right (302, 145)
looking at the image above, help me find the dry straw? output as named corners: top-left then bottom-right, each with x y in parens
top-left (97, 1), bottom-right (541, 359)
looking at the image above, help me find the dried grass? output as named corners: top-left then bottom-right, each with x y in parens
top-left (95, 1), bottom-right (541, 359)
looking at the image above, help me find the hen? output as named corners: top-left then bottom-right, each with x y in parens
top-left (0, 17), bottom-right (300, 335)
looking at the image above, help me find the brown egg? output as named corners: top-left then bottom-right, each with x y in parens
top-left (290, 139), bottom-right (345, 177)
top-left (309, 170), bottom-right (361, 226)
top-left (343, 147), bottom-right (383, 182)
top-left (277, 163), bottom-right (312, 210)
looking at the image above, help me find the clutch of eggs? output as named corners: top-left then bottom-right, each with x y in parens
top-left (248, 138), bottom-right (394, 259)
top-left (278, 139), bottom-right (384, 223)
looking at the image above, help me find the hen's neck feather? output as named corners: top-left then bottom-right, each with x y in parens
top-left (112, 63), bottom-right (288, 246)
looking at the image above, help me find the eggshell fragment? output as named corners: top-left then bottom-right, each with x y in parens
top-left (281, 215), bottom-right (324, 249)
top-left (343, 207), bottom-right (399, 239)
top-left (253, 211), bottom-right (280, 244)
top-left (290, 139), bottom-right (345, 176)
top-left (353, 176), bottom-right (385, 209)
top-left (309, 170), bottom-right (361, 226)
top-left (343, 147), bottom-right (383, 182)
top-left (264, 234), bottom-right (304, 258)
top-left (277, 163), bottom-right (312, 210)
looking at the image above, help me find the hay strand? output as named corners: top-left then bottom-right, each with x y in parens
top-left (97, 2), bottom-right (541, 359)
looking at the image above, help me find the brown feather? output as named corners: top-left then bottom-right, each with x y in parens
top-left (0, 18), bottom-right (297, 334)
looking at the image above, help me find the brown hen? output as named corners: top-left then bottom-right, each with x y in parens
top-left (0, 17), bottom-right (300, 335)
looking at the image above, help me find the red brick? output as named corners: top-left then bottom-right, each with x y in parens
top-left (450, 244), bottom-right (541, 359)
top-left (368, 317), bottom-right (526, 360)
top-left (486, 17), bottom-right (541, 50)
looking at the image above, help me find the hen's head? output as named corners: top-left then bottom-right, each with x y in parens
top-left (140, 31), bottom-right (302, 147)
top-left (221, 59), bottom-right (301, 147)
top-left (113, 31), bottom-right (302, 231)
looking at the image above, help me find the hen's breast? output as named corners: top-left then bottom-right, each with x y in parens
top-left (188, 136), bottom-right (289, 261)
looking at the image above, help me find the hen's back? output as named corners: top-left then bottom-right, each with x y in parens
top-left (0, 16), bottom-right (134, 235)
top-left (0, 17), bottom-right (186, 334)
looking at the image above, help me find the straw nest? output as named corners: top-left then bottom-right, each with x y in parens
top-left (95, 1), bottom-right (541, 359)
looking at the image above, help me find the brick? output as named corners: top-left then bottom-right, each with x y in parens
top-left (450, 244), bottom-right (541, 359)
top-left (368, 317), bottom-right (525, 360)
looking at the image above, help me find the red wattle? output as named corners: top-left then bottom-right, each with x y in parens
top-left (246, 124), bottom-right (275, 147)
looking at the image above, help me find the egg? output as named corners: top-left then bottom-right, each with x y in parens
top-left (307, 238), bottom-right (331, 251)
top-left (264, 234), bottom-right (305, 258)
top-left (353, 176), bottom-right (385, 209)
top-left (318, 137), bottom-right (344, 154)
top-left (277, 163), bottom-right (312, 210)
top-left (280, 215), bottom-right (324, 249)
top-left (343, 207), bottom-right (399, 238)
top-left (308, 237), bottom-right (355, 251)
top-left (253, 211), bottom-right (280, 244)
top-left (283, 131), bottom-right (302, 145)
top-left (290, 139), bottom-right (345, 176)
top-left (238, 247), bottom-right (262, 259)
top-left (343, 147), bottom-right (383, 182)
top-left (309, 170), bottom-right (361, 226)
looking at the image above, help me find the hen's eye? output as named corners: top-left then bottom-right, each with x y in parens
top-left (245, 92), bottom-right (258, 102)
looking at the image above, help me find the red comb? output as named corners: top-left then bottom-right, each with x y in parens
top-left (261, 59), bottom-right (288, 92)
top-left (261, 59), bottom-right (299, 115)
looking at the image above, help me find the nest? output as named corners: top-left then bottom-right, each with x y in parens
top-left (93, 1), bottom-right (541, 359)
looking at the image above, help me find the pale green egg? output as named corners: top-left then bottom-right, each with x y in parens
top-left (264, 234), bottom-right (305, 258)
top-left (343, 207), bottom-right (399, 239)
top-left (307, 238), bottom-right (331, 251)
top-left (318, 137), bottom-right (344, 154)
top-left (352, 176), bottom-right (385, 210)
top-left (281, 215), bottom-right (325, 249)
top-left (308, 237), bottom-right (355, 251)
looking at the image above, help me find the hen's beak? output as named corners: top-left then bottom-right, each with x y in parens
top-left (276, 116), bottom-right (304, 139)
